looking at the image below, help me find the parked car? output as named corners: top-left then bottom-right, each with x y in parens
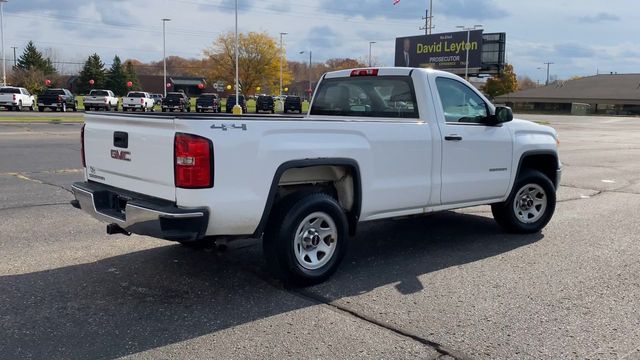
top-left (122, 91), bottom-right (154, 112)
top-left (150, 93), bottom-right (163, 107)
top-left (255, 95), bottom-right (275, 114)
top-left (0, 86), bottom-right (35, 111)
top-left (225, 94), bottom-right (247, 113)
top-left (84, 89), bottom-right (119, 111)
top-left (37, 88), bottom-right (77, 112)
top-left (73, 67), bottom-right (561, 286)
top-left (162, 92), bottom-right (191, 112)
top-left (283, 96), bottom-right (302, 113)
top-left (195, 93), bottom-right (220, 113)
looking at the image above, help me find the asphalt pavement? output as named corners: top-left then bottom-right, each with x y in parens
top-left (1, 115), bottom-right (640, 359)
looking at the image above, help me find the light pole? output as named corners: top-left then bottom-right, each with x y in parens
top-left (543, 62), bottom-right (554, 85)
top-left (456, 24), bottom-right (482, 81)
top-left (279, 32), bottom-right (287, 97)
top-left (368, 41), bottom-right (376, 67)
top-left (232, 0), bottom-right (242, 114)
top-left (161, 18), bottom-right (171, 97)
top-left (11, 45), bottom-right (16, 68)
top-left (0, 0), bottom-right (7, 86)
top-left (299, 50), bottom-right (312, 100)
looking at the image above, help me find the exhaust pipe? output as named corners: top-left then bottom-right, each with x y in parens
top-left (106, 223), bottom-right (131, 236)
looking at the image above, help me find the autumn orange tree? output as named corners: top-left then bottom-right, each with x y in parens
top-left (204, 31), bottom-right (292, 94)
top-left (482, 63), bottom-right (518, 99)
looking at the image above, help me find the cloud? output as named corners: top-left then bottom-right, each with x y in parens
top-left (577, 12), bottom-right (620, 23)
top-left (553, 43), bottom-right (596, 58)
top-left (318, 0), bottom-right (507, 20)
top-left (305, 26), bottom-right (340, 49)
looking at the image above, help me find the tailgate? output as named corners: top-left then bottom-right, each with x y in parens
top-left (84, 113), bottom-right (176, 201)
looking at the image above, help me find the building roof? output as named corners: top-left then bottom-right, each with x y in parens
top-left (169, 77), bottom-right (205, 86)
top-left (495, 74), bottom-right (640, 105)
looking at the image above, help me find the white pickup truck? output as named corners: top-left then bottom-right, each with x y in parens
top-left (0, 86), bottom-right (36, 111)
top-left (122, 91), bottom-right (154, 112)
top-left (84, 89), bottom-right (119, 111)
top-left (72, 67), bottom-right (561, 285)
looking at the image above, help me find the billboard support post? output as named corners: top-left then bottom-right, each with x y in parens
top-left (456, 25), bottom-right (483, 80)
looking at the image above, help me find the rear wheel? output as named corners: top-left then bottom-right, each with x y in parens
top-left (491, 170), bottom-right (556, 233)
top-left (38, 106), bottom-right (44, 112)
top-left (29, 103), bottom-right (35, 112)
top-left (263, 192), bottom-right (348, 286)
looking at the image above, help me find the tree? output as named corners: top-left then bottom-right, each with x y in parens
top-left (517, 75), bottom-right (538, 90)
top-left (124, 60), bottom-right (141, 91)
top-left (16, 41), bottom-right (56, 74)
top-left (105, 56), bottom-right (128, 96)
top-left (204, 31), bottom-right (292, 94)
top-left (482, 63), bottom-right (518, 99)
top-left (77, 53), bottom-right (106, 94)
top-left (325, 58), bottom-right (366, 71)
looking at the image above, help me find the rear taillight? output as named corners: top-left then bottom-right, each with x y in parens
top-left (350, 68), bottom-right (379, 77)
top-left (12, 94), bottom-right (16, 101)
top-left (81, 124), bottom-right (86, 167)
top-left (174, 133), bottom-right (213, 188)
top-left (140, 98), bottom-right (144, 104)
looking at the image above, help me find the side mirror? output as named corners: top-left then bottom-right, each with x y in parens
top-left (486, 106), bottom-right (513, 125)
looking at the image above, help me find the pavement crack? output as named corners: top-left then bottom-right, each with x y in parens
top-left (0, 202), bottom-right (70, 212)
top-left (5, 172), bottom-right (73, 194)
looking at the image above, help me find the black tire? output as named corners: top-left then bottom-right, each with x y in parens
top-left (283, 109), bottom-right (287, 114)
top-left (105, 105), bottom-right (111, 111)
top-left (162, 108), bottom-right (166, 112)
top-left (29, 104), bottom-right (35, 112)
top-left (38, 106), bottom-right (44, 112)
top-left (491, 170), bottom-right (556, 233)
top-left (263, 192), bottom-right (348, 286)
top-left (16, 101), bottom-right (22, 112)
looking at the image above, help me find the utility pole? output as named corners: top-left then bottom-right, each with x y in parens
top-left (11, 45), bottom-right (16, 68)
top-left (161, 18), bottom-right (171, 97)
top-left (544, 62), bottom-right (554, 85)
top-left (420, 0), bottom-right (434, 35)
top-left (368, 41), bottom-right (376, 67)
top-left (279, 32), bottom-right (287, 97)
top-left (232, 0), bottom-right (241, 114)
top-left (0, 0), bottom-right (7, 86)
top-left (456, 24), bottom-right (482, 81)
top-left (420, 10), bottom-right (429, 35)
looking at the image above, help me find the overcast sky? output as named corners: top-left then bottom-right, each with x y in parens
top-left (4, 0), bottom-right (639, 82)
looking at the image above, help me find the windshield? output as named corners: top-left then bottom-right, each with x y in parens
top-left (310, 76), bottom-right (419, 118)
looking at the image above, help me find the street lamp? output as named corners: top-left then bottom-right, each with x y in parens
top-left (161, 18), bottom-right (171, 97)
top-left (279, 32), bottom-right (287, 97)
top-left (543, 62), bottom-right (554, 85)
top-left (368, 41), bottom-right (376, 67)
top-left (233, 0), bottom-right (242, 114)
top-left (299, 50), bottom-right (312, 100)
top-left (1, 0), bottom-right (8, 86)
top-left (456, 24), bottom-right (482, 81)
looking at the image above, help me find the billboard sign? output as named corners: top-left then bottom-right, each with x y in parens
top-left (395, 30), bottom-right (483, 70)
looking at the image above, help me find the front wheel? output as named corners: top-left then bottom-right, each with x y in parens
top-left (491, 170), bottom-right (556, 233)
top-left (263, 193), bottom-right (348, 286)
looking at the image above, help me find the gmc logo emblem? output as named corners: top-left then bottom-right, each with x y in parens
top-left (110, 149), bottom-right (131, 161)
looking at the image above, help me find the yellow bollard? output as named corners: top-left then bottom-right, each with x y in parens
top-left (232, 104), bottom-right (243, 115)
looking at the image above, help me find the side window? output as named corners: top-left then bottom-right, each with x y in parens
top-left (435, 77), bottom-right (488, 124)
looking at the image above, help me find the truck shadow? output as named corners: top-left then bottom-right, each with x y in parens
top-left (0, 210), bottom-right (542, 359)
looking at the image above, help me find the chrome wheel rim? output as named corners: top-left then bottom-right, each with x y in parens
top-left (513, 183), bottom-right (547, 224)
top-left (293, 212), bottom-right (338, 270)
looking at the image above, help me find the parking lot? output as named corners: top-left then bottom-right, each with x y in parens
top-left (1, 114), bottom-right (640, 359)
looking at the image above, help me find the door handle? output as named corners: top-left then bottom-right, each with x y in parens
top-left (445, 134), bottom-right (463, 141)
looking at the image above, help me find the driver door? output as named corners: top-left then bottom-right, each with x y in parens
top-left (434, 77), bottom-right (513, 205)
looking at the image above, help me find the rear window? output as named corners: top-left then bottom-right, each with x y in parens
top-left (166, 93), bottom-right (184, 99)
top-left (257, 96), bottom-right (273, 101)
top-left (0, 87), bottom-right (20, 94)
top-left (128, 92), bottom-right (146, 98)
top-left (227, 95), bottom-right (245, 102)
top-left (90, 90), bottom-right (109, 96)
top-left (198, 95), bottom-right (217, 100)
top-left (44, 89), bottom-right (65, 96)
top-left (310, 76), bottom-right (419, 118)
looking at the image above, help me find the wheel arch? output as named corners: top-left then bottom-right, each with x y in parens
top-left (515, 150), bottom-right (560, 189)
top-left (253, 158), bottom-right (362, 238)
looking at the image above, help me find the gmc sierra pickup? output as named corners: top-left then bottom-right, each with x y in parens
top-left (72, 67), bottom-right (561, 285)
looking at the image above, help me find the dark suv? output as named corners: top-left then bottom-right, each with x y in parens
top-left (225, 94), bottom-right (247, 113)
top-left (283, 96), bottom-right (302, 114)
top-left (255, 95), bottom-right (275, 114)
top-left (196, 93), bottom-right (221, 113)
